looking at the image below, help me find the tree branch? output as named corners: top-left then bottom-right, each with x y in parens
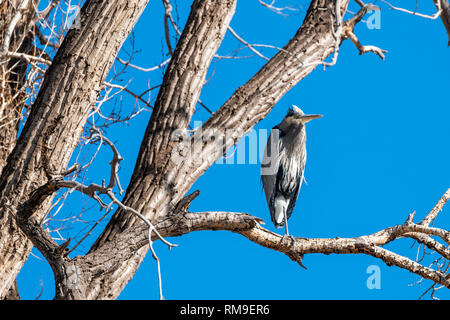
top-left (343, 3), bottom-right (388, 60)
top-left (79, 188), bottom-right (450, 295)
top-left (380, 0), bottom-right (450, 46)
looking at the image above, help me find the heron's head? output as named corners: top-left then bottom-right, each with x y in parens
top-left (285, 105), bottom-right (322, 124)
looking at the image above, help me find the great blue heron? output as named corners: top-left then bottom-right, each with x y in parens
top-left (261, 105), bottom-right (322, 238)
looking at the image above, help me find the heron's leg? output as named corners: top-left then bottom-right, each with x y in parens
top-left (284, 216), bottom-right (289, 236)
top-left (282, 210), bottom-right (296, 247)
top-left (284, 211), bottom-right (295, 241)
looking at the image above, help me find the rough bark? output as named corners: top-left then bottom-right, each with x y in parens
top-left (0, 0), bottom-right (150, 299)
top-left (2, 279), bottom-right (20, 300)
top-left (0, 0), bottom-right (42, 299)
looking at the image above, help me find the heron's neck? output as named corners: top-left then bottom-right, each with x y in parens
top-left (279, 121), bottom-right (306, 152)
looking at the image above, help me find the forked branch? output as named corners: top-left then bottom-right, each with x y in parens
top-left (343, 3), bottom-right (388, 60)
top-left (15, 129), bottom-right (177, 300)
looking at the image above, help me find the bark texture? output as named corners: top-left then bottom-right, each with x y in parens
top-left (0, 0), bottom-right (41, 298)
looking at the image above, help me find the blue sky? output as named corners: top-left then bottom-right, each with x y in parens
top-left (17, 0), bottom-right (450, 300)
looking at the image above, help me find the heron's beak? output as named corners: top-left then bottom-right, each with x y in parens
top-left (299, 114), bottom-right (323, 123)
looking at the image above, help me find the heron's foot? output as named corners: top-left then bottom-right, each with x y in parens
top-left (280, 235), bottom-right (308, 269)
top-left (281, 233), bottom-right (295, 242)
top-left (281, 234), bottom-right (297, 249)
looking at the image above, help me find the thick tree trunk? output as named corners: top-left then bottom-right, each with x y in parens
top-left (0, 0), bottom-right (149, 299)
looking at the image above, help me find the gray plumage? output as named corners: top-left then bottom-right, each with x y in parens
top-left (261, 105), bottom-right (322, 236)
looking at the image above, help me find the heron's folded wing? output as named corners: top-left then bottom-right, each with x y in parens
top-left (261, 126), bottom-right (283, 210)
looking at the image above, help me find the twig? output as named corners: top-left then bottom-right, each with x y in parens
top-left (115, 57), bottom-right (171, 72)
top-left (420, 189), bottom-right (450, 226)
top-left (89, 128), bottom-right (124, 194)
top-left (162, 0), bottom-right (178, 54)
top-left (104, 81), bottom-right (154, 110)
top-left (228, 26), bottom-right (270, 61)
top-left (65, 204), bottom-right (112, 256)
top-left (1, 51), bottom-right (52, 65)
top-left (1, 0), bottom-right (32, 55)
top-left (34, 275), bottom-right (44, 300)
top-left (380, 0), bottom-right (442, 19)
top-left (257, 0), bottom-right (298, 17)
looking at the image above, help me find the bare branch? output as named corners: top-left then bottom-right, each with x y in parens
top-left (380, 0), bottom-right (442, 19)
top-left (420, 188), bottom-right (450, 226)
top-left (88, 129), bottom-right (125, 194)
top-left (115, 56), bottom-right (171, 72)
top-left (379, 0), bottom-right (450, 45)
top-left (344, 28), bottom-right (388, 60)
top-left (227, 26), bottom-right (270, 61)
top-left (162, 0), bottom-right (181, 54)
top-left (77, 187), bottom-right (450, 300)
top-left (104, 81), bottom-right (154, 110)
top-left (156, 190), bottom-right (450, 288)
top-left (1, 51), bottom-right (52, 65)
top-left (343, 3), bottom-right (387, 60)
